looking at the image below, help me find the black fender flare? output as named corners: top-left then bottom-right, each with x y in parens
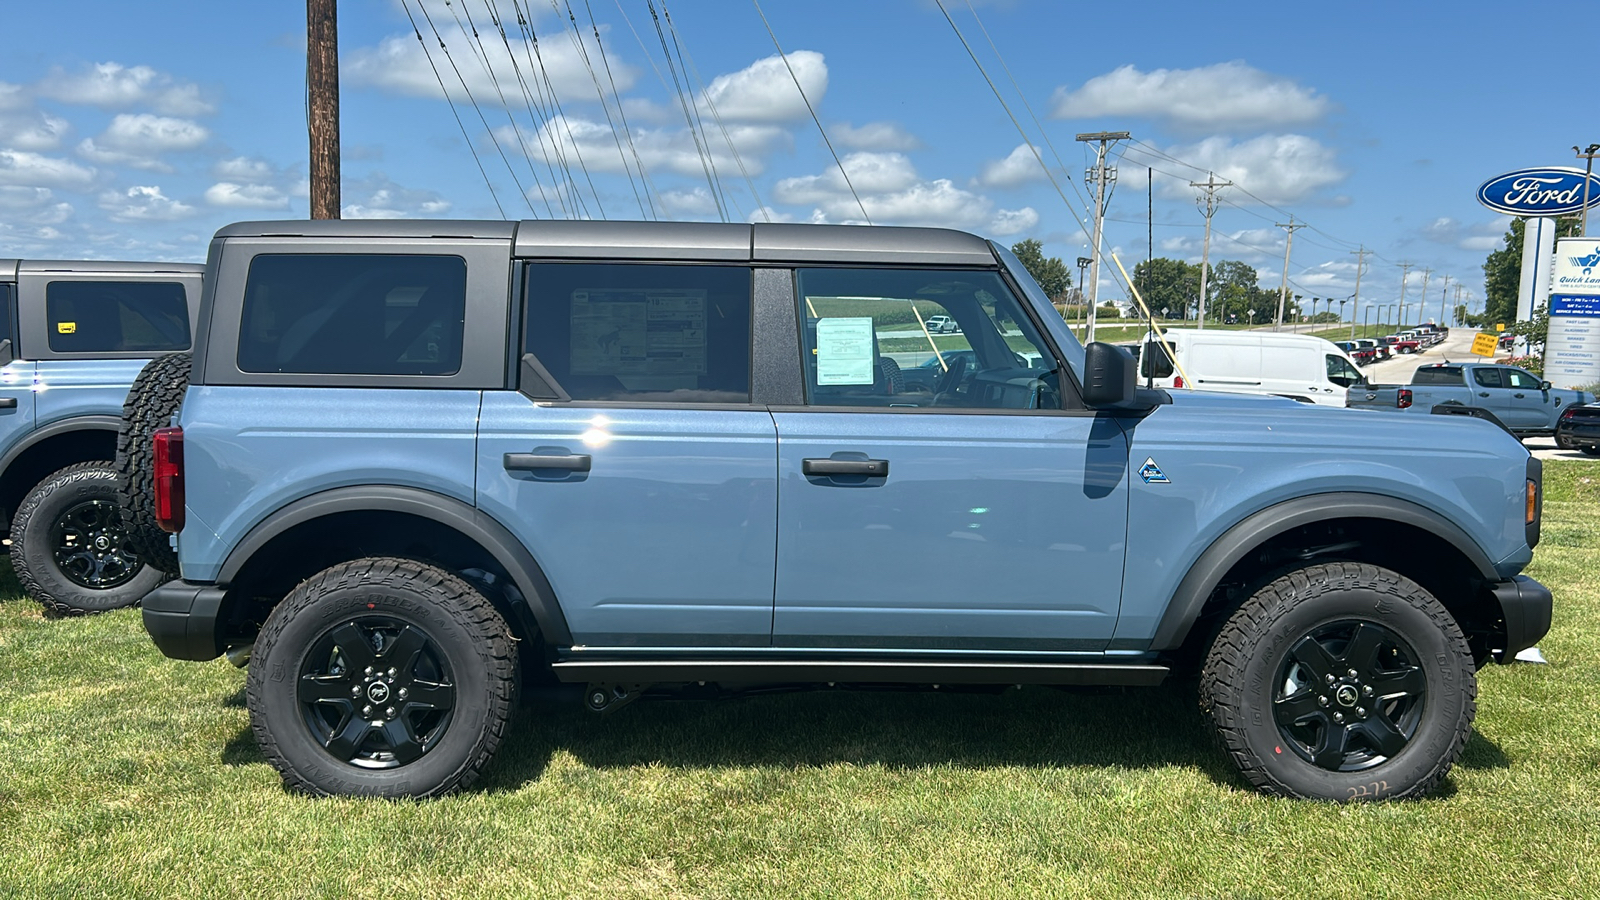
top-left (0, 414), bottom-right (121, 475)
top-left (215, 485), bottom-right (573, 646)
top-left (1149, 491), bottom-right (1500, 651)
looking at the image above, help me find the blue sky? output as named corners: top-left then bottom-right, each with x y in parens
top-left (0, 0), bottom-right (1589, 321)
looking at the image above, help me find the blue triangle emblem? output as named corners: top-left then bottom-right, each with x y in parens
top-left (1139, 457), bottom-right (1170, 484)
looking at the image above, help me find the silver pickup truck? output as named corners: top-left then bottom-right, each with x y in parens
top-left (1348, 362), bottom-right (1592, 437)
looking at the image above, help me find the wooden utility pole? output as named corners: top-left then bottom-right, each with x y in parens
top-left (308, 0), bottom-right (340, 219)
top-left (1190, 172), bottom-right (1231, 329)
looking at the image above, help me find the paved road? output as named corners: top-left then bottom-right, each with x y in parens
top-left (1526, 437), bottom-right (1599, 462)
top-left (1357, 329), bottom-right (1485, 383)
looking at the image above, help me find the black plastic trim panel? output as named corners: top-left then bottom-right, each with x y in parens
top-left (142, 580), bottom-right (228, 661)
top-left (551, 658), bottom-right (1169, 686)
top-left (1489, 575), bottom-right (1553, 663)
top-left (1149, 492), bottom-right (1501, 651)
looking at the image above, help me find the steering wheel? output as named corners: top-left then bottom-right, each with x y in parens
top-left (934, 353), bottom-right (972, 397)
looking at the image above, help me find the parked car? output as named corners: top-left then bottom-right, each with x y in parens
top-left (1348, 362), bottom-right (1592, 438)
top-left (1336, 340), bottom-right (1375, 366)
top-left (1555, 404), bottom-right (1600, 455)
top-left (131, 219), bottom-right (1549, 803)
top-left (1354, 338), bottom-right (1386, 361)
top-left (924, 314), bottom-right (960, 334)
top-left (1499, 332), bottom-right (1516, 350)
top-left (1138, 329), bottom-right (1366, 406)
top-left (0, 258), bottom-right (202, 615)
top-left (1386, 334), bottom-right (1421, 354)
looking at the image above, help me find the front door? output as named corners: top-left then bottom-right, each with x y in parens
top-left (1500, 366), bottom-right (1559, 430)
top-left (772, 267), bottom-right (1130, 652)
top-left (477, 262), bottom-right (777, 648)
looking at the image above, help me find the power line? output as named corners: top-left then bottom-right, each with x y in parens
top-left (455, 0), bottom-right (556, 216)
top-left (484, 0), bottom-right (571, 216)
top-left (586, 0), bottom-right (660, 219)
top-left (661, 3), bottom-right (738, 220)
top-left (647, 0), bottom-right (727, 221)
top-left (400, 0), bottom-right (507, 217)
top-left (751, 0), bottom-right (871, 224)
top-left (552, 0), bottom-right (649, 218)
top-left (517, 0), bottom-right (606, 218)
top-left (664, 3), bottom-right (772, 221)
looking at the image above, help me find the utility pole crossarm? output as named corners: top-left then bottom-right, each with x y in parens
top-left (1076, 130), bottom-right (1131, 342)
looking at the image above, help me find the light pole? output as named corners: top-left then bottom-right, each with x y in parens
top-left (1075, 256), bottom-right (1092, 331)
top-left (1577, 143), bottom-right (1600, 237)
top-left (1339, 298), bottom-right (1348, 339)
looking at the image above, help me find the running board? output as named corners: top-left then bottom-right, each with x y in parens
top-left (551, 659), bottom-right (1170, 687)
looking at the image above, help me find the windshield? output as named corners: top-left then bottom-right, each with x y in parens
top-left (991, 241), bottom-right (1086, 379)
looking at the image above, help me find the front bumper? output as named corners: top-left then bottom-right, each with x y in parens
top-left (142, 580), bottom-right (228, 661)
top-left (1489, 575), bottom-right (1553, 663)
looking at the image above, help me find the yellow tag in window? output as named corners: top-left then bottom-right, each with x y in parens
top-left (57, 322), bottom-right (77, 334)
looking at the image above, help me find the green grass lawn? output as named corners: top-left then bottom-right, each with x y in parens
top-left (3, 461), bottom-right (1599, 898)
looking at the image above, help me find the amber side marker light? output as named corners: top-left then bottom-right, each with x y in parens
top-left (1527, 479), bottom-right (1538, 525)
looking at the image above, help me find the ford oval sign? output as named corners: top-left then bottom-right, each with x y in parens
top-left (1478, 167), bottom-right (1600, 216)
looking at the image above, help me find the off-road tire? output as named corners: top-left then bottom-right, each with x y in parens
top-left (115, 352), bottom-right (191, 574)
top-left (1200, 562), bottom-right (1475, 802)
top-left (247, 557), bottom-right (519, 798)
top-left (10, 463), bottom-right (164, 615)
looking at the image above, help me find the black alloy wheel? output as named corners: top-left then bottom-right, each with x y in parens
top-left (297, 616), bottom-right (457, 768)
top-left (1272, 620), bottom-right (1425, 772)
top-left (49, 498), bottom-right (143, 590)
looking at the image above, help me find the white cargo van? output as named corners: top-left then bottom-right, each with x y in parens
top-left (1136, 329), bottom-right (1366, 407)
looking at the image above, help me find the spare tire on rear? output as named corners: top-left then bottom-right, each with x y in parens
top-left (116, 352), bottom-right (192, 575)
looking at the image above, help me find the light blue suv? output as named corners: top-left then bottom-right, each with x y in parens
top-left (0, 259), bottom-right (201, 614)
top-left (136, 220), bottom-right (1550, 802)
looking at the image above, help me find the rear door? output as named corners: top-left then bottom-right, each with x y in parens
top-left (0, 283), bottom-right (37, 490)
top-left (771, 266), bottom-right (1129, 652)
top-left (476, 261), bottom-right (778, 648)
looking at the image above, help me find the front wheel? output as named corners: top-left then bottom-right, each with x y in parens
top-left (246, 558), bottom-right (519, 798)
top-left (10, 463), bottom-right (165, 615)
top-left (1200, 563), bottom-right (1475, 801)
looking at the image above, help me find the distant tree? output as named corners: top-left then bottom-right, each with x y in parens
top-left (1009, 239), bottom-right (1072, 300)
top-left (1481, 217), bottom-right (1581, 326)
top-left (1210, 260), bottom-right (1258, 324)
top-left (1133, 257), bottom-right (1199, 318)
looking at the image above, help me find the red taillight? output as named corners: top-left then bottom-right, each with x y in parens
top-left (153, 426), bottom-right (185, 533)
top-left (1173, 375), bottom-right (1185, 388)
top-left (1397, 388), bottom-right (1413, 409)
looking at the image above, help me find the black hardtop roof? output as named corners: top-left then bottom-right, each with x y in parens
top-left (211, 219), bottom-right (999, 267)
top-left (1, 259), bottom-right (205, 281)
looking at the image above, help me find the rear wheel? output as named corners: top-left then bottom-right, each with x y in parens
top-left (10, 463), bottom-right (164, 615)
top-left (246, 558), bottom-right (518, 798)
top-left (116, 352), bottom-right (191, 574)
top-left (1200, 562), bottom-right (1475, 801)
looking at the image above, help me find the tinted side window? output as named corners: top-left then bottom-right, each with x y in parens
top-left (1141, 340), bottom-right (1174, 378)
top-left (1410, 366), bottom-right (1461, 386)
top-left (0, 284), bottom-right (13, 345)
top-left (523, 263), bottom-right (751, 402)
top-left (1472, 368), bottom-right (1503, 389)
top-left (238, 255), bottom-right (466, 375)
top-left (1325, 354), bottom-right (1361, 387)
top-left (46, 281), bottom-right (189, 353)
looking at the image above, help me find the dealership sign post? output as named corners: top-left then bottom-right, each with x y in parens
top-left (1548, 238), bottom-right (1600, 389)
top-left (1477, 167), bottom-right (1600, 355)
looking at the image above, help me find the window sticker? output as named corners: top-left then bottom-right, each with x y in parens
top-left (57, 322), bottom-right (77, 334)
top-left (815, 316), bottom-right (875, 385)
top-left (570, 288), bottom-right (707, 376)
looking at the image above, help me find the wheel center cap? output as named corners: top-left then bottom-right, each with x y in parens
top-left (1335, 684), bottom-right (1359, 708)
top-left (366, 682), bottom-right (390, 704)
top-left (94, 536), bottom-right (111, 551)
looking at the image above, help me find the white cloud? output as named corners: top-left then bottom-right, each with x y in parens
top-left (775, 155), bottom-right (1036, 235)
top-left (345, 25), bottom-right (634, 103)
top-left (213, 156), bottom-right (277, 183)
top-left (36, 62), bottom-right (214, 116)
top-left (77, 114), bottom-right (210, 171)
top-left (204, 182), bottom-right (289, 210)
top-left (0, 82), bottom-right (27, 111)
top-left (833, 121), bottom-right (921, 152)
top-left (342, 173), bottom-right (452, 219)
top-left (0, 186), bottom-right (73, 228)
top-left (1050, 61), bottom-right (1329, 130)
top-left (658, 187), bottom-right (721, 217)
top-left (507, 115), bottom-right (789, 189)
top-left (0, 111), bottom-right (71, 151)
top-left (1460, 235), bottom-right (1501, 251)
top-left (978, 143), bottom-right (1045, 188)
top-left (1162, 134), bottom-right (1344, 205)
top-left (0, 149), bottom-right (97, 190)
top-left (699, 51), bottom-right (826, 122)
top-left (98, 185), bottom-right (195, 222)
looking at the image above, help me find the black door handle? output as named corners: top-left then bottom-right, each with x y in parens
top-left (1513, 393), bottom-right (1525, 399)
top-left (803, 458), bottom-right (889, 477)
top-left (1478, 392), bottom-right (1490, 397)
top-left (0, 398), bottom-right (15, 409)
top-left (504, 452), bottom-right (591, 472)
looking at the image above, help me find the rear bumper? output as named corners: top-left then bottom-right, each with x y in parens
top-left (142, 580), bottom-right (228, 661)
top-left (1489, 575), bottom-right (1553, 663)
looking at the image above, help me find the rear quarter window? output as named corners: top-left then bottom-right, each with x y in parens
top-left (237, 254), bottom-right (467, 376)
top-left (1410, 366), bottom-right (1462, 386)
top-left (46, 281), bottom-right (190, 353)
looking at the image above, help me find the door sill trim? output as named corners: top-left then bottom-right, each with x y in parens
top-left (551, 658), bottom-right (1169, 687)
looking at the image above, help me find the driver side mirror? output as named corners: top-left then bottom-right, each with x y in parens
top-left (1081, 342), bottom-right (1135, 408)
top-left (1541, 380), bottom-right (1552, 391)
